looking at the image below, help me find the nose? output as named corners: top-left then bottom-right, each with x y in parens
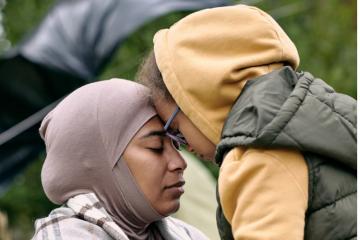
top-left (167, 148), bottom-right (187, 172)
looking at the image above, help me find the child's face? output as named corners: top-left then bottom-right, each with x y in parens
top-left (154, 97), bottom-right (216, 163)
top-left (122, 116), bottom-right (187, 216)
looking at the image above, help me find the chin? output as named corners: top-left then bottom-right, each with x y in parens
top-left (193, 151), bottom-right (214, 162)
top-left (157, 200), bottom-right (180, 216)
top-left (207, 156), bottom-right (216, 163)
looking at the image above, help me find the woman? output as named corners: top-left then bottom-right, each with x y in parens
top-left (32, 79), bottom-right (208, 240)
top-left (137, 4), bottom-right (356, 240)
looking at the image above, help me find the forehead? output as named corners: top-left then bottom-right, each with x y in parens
top-left (133, 116), bottom-right (164, 139)
top-left (153, 96), bottom-right (177, 122)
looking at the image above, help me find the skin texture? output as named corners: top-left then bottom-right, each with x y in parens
top-left (153, 97), bottom-right (216, 162)
top-left (122, 116), bottom-right (187, 216)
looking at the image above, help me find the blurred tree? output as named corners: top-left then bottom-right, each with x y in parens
top-left (1, 2), bottom-right (55, 239)
top-left (0, 0), bottom-right (10, 53)
top-left (0, 0), bottom-right (356, 239)
top-left (2, 0), bottom-right (54, 44)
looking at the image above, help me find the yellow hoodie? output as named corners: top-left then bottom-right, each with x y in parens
top-left (154, 5), bottom-right (308, 240)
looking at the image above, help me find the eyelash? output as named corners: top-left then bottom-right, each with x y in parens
top-left (148, 147), bottom-right (164, 154)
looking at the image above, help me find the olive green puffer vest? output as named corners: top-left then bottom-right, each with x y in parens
top-left (215, 66), bottom-right (357, 240)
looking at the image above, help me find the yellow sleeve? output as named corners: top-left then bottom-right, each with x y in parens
top-left (218, 148), bottom-right (308, 240)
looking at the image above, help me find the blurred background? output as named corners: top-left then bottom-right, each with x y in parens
top-left (0, 0), bottom-right (356, 239)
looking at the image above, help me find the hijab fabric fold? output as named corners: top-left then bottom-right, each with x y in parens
top-left (40, 79), bottom-right (164, 239)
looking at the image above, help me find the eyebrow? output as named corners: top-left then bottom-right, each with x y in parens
top-left (140, 130), bottom-right (166, 139)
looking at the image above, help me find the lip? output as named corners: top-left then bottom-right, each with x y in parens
top-left (165, 180), bottom-right (185, 189)
top-left (165, 181), bottom-right (185, 198)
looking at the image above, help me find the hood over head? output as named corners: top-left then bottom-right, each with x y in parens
top-left (39, 79), bottom-right (165, 239)
top-left (154, 4), bottom-right (299, 144)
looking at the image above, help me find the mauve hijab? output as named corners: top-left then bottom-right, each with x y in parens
top-left (40, 79), bottom-right (165, 239)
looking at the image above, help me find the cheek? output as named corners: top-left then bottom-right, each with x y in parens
top-left (182, 124), bottom-right (216, 160)
top-left (133, 162), bottom-right (165, 203)
top-left (141, 171), bottom-right (183, 216)
top-left (125, 150), bottom-right (183, 216)
top-left (125, 151), bottom-right (166, 204)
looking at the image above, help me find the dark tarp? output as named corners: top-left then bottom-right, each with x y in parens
top-left (0, 0), bottom-right (228, 194)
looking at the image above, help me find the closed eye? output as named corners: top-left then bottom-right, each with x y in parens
top-left (148, 147), bottom-right (164, 154)
top-left (140, 130), bottom-right (166, 154)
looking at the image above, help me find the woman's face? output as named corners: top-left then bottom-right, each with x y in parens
top-left (153, 97), bottom-right (216, 162)
top-left (122, 116), bottom-right (187, 216)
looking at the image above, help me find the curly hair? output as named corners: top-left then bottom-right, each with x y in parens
top-left (136, 50), bottom-right (173, 100)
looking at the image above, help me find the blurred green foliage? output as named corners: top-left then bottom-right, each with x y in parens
top-left (0, 0), bottom-right (356, 239)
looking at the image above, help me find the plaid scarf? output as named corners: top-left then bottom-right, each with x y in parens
top-left (32, 193), bottom-right (208, 240)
